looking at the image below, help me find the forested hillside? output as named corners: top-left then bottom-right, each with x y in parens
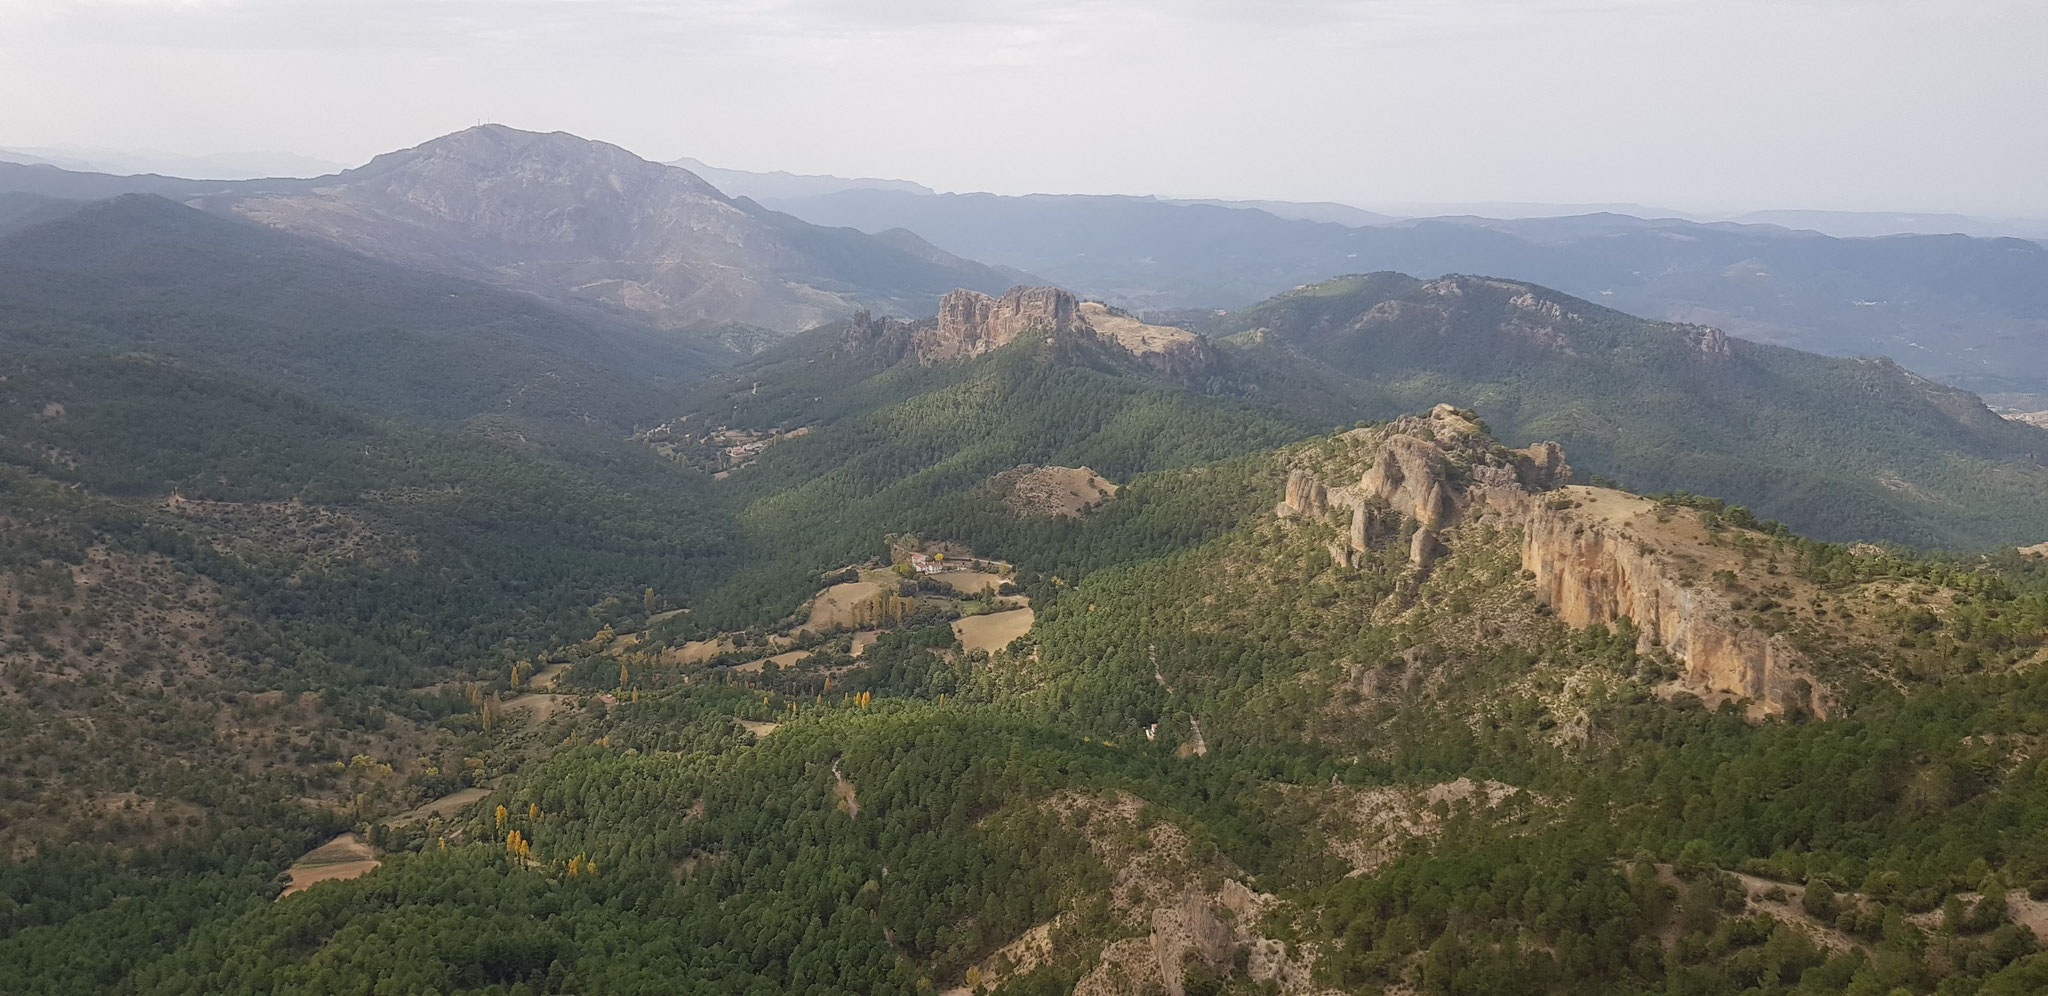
top-left (762, 188), bottom-right (2048, 396)
top-left (12, 400), bottom-right (2048, 994)
top-left (1204, 273), bottom-right (2048, 550)
top-left (2, 204), bottom-right (2047, 996)
top-left (0, 195), bottom-right (735, 425)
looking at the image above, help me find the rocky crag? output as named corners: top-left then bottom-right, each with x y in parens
top-left (1277, 405), bottom-right (1825, 718)
top-left (925, 285), bottom-right (1086, 363)
top-left (890, 286), bottom-right (1218, 374)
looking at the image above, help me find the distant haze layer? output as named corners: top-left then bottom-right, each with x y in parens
top-left (0, 0), bottom-right (2044, 216)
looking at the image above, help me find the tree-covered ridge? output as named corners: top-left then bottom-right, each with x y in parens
top-left (1206, 273), bottom-right (2048, 550)
top-left (0, 352), bottom-right (769, 861)
top-left (0, 194), bottom-right (735, 426)
top-left (645, 323), bottom-right (1312, 636)
top-left (689, 269), bottom-right (2048, 552)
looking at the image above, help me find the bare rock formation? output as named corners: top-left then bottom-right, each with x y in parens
top-left (1277, 404), bottom-right (1513, 571)
top-left (1687, 324), bottom-right (1733, 357)
top-left (924, 285), bottom-right (1084, 363)
top-left (907, 287), bottom-right (1220, 374)
top-left (1275, 468), bottom-right (1328, 519)
top-left (1276, 405), bottom-right (1824, 718)
top-left (1038, 791), bottom-right (1320, 996)
top-left (1506, 487), bottom-right (1823, 718)
top-left (840, 310), bottom-right (917, 362)
top-left (1489, 486), bottom-right (1827, 718)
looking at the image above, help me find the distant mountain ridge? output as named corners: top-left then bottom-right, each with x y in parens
top-left (761, 188), bottom-right (2048, 394)
top-left (1209, 272), bottom-right (2048, 548)
top-left (0, 144), bottom-right (347, 180)
top-left (0, 127), bottom-right (1027, 333)
top-left (208, 126), bottom-right (1022, 331)
top-left (665, 156), bottom-right (935, 200)
top-left (7, 132), bottom-right (2044, 386)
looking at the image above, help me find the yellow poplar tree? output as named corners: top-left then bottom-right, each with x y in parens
top-left (495, 804), bottom-right (509, 832)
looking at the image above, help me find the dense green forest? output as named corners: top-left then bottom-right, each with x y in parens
top-left (11, 380), bottom-right (2048, 993)
top-left (6, 204), bottom-right (2048, 995)
top-left (1201, 273), bottom-right (2048, 550)
top-left (0, 195), bottom-right (735, 425)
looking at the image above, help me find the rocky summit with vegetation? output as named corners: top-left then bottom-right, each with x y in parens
top-left (3, 134), bottom-right (2048, 996)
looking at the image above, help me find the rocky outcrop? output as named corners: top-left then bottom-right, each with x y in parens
top-left (1687, 325), bottom-right (1733, 357)
top-left (1510, 489), bottom-right (1822, 718)
top-left (1517, 441), bottom-right (1572, 489)
top-left (923, 286), bottom-right (1084, 363)
top-left (840, 310), bottom-right (916, 362)
top-left (1049, 790), bottom-right (1320, 996)
top-left (1276, 405), bottom-right (1520, 571)
top-left (1276, 468), bottom-right (1328, 519)
top-left (1126, 335), bottom-right (1218, 380)
top-left (1277, 406), bottom-right (1822, 718)
top-left (905, 289), bottom-right (1221, 373)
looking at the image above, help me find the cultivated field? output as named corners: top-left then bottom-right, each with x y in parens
top-left (280, 833), bottom-right (379, 897)
top-left (805, 578), bottom-right (885, 631)
top-left (954, 607), bottom-right (1034, 653)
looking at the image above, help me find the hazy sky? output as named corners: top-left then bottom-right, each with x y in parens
top-left (3, 0), bottom-right (2045, 215)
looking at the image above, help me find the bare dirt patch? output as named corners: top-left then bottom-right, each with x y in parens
top-left (281, 833), bottom-right (379, 897)
top-left (2022, 542), bottom-right (2048, 557)
top-left (733, 649), bottom-right (810, 674)
top-left (736, 719), bottom-right (780, 738)
top-left (850, 630), bottom-right (881, 657)
top-left (989, 464), bottom-right (1119, 518)
top-left (1079, 301), bottom-right (1200, 359)
top-left (528, 660), bottom-right (570, 690)
top-left (805, 579), bottom-right (885, 632)
top-left (394, 786), bottom-right (489, 823)
top-left (664, 638), bottom-right (734, 664)
top-left (954, 607), bottom-right (1034, 653)
top-left (502, 693), bottom-right (571, 722)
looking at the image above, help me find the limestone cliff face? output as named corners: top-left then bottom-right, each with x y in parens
top-left (1506, 489), bottom-right (1821, 718)
top-left (1276, 407), bottom-right (1822, 718)
top-left (923, 286), bottom-right (1083, 363)
top-left (908, 288), bottom-right (1220, 374)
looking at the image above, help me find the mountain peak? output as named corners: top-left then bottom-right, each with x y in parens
top-left (342, 124), bottom-right (725, 199)
top-left (212, 128), bottom-right (1016, 330)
